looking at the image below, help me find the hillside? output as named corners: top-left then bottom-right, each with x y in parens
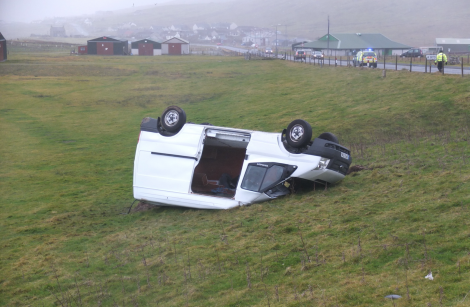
top-left (1, 52), bottom-right (470, 306)
top-left (1, 0), bottom-right (469, 46)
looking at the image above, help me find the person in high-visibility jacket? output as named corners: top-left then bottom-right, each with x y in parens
top-left (434, 51), bottom-right (448, 72)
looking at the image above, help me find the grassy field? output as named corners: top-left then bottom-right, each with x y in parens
top-left (1, 52), bottom-right (470, 307)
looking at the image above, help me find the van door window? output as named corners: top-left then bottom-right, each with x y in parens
top-left (241, 163), bottom-right (296, 192)
top-left (260, 165), bottom-right (284, 190)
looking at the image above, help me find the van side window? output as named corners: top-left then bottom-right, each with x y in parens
top-left (241, 164), bottom-right (291, 192)
top-left (241, 165), bottom-right (266, 191)
top-left (260, 165), bottom-right (284, 191)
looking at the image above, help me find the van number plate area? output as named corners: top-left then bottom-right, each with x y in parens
top-left (341, 152), bottom-right (349, 160)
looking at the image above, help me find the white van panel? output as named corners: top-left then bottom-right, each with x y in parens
top-left (134, 187), bottom-right (241, 209)
top-left (138, 124), bottom-right (204, 158)
top-left (135, 151), bottom-right (195, 193)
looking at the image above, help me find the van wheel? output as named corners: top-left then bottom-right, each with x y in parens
top-left (286, 119), bottom-right (312, 148)
top-left (318, 132), bottom-right (339, 144)
top-left (161, 106), bottom-right (186, 132)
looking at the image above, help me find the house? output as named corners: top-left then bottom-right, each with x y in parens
top-left (50, 26), bottom-right (66, 37)
top-left (242, 28), bottom-right (274, 46)
top-left (193, 23), bottom-right (210, 32)
top-left (211, 22), bottom-right (230, 30)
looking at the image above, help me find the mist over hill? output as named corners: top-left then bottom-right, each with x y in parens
top-left (1, 0), bottom-right (468, 46)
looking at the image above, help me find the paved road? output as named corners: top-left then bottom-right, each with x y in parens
top-left (280, 54), bottom-right (469, 75)
top-left (216, 45), bottom-right (469, 76)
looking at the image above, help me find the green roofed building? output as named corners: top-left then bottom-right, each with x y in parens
top-left (300, 33), bottom-right (411, 56)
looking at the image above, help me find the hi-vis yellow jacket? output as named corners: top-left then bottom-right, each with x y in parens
top-left (435, 52), bottom-right (448, 63)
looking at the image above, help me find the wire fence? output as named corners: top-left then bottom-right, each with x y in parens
top-left (233, 48), bottom-right (470, 76)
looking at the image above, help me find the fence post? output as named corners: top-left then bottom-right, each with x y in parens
top-left (395, 55), bottom-right (397, 70)
top-left (410, 57), bottom-right (412, 72)
top-left (340, 56), bottom-right (342, 66)
top-left (425, 58), bottom-right (427, 73)
top-left (383, 54), bottom-right (385, 69)
top-left (462, 58), bottom-right (464, 77)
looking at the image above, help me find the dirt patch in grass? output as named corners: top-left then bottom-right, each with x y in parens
top-left (132, 201), bottom-right (160, 212)
top-left (347, 164), bottom-right (368, 174)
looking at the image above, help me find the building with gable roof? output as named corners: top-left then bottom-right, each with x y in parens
top-left (436, 38), bottom-right (470, 54)
top-left (301, 33), bottom-right (410, 55)
top-left (131, 39), bottom-right (161, 56)
top-left (0, 32), bottom-right (7, 62)
top-left (50, 26), bottom-right (66, 37)
top-left (87, 36), bottom-right (129, 55)
top-left (162, 37), bottom-right (190, 55)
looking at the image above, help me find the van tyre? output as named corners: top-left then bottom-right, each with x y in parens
top-left (318, 132), bottom-right (339, 144)
top-left (161, 106), bottom-right (186, 133)
top-left (286, 119), bottom-right (312, 148)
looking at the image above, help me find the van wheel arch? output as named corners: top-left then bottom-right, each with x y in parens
top-left (318, 132), bottom-right (339, 144)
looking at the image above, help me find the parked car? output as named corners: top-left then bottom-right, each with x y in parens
top-left (311, 51), bottom-right (324, 59)
top-left (133, 106), bottom-right (352, 209)
top-left (353, 51), bottom-right (378, 68)
top-left (294, 50), bottom-right (307, 61)
top-left (400, 48), bottom-right (423, 58)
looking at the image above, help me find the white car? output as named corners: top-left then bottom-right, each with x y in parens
top-left (133, 106), bottom-right (352, 209)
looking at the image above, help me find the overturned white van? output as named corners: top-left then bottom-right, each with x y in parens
top-left (133, 106), bottom-right (352, 209)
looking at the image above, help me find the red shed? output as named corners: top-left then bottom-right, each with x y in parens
top-left (131, 39), bottom-right (161, 56)
top-left (78, 45), bottom-right (87, 55)
top-left (87, 36), bottom-right (128, 55)
top-left (162, 37), bottom-right (190, 55)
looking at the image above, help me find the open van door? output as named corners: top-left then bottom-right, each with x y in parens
top-left (134, 125), bottom-right (204, 195)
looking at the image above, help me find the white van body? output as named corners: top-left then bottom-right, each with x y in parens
top-left (133, 117), bottom-right (351, 210)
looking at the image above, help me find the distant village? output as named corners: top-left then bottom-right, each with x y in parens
top-left (2, 13), bottom-right (467, 60)
top-left (34, 18), bottom-right (300, 47)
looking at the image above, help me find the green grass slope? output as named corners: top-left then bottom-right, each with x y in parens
top-left (1, 53), bottom-right (470, 306)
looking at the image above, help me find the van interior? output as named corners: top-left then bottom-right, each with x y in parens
top-left (191, 129), bottom-right (250, 198)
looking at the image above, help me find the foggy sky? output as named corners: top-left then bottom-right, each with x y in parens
top-left (0, 0), bottom-right (177, 22)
